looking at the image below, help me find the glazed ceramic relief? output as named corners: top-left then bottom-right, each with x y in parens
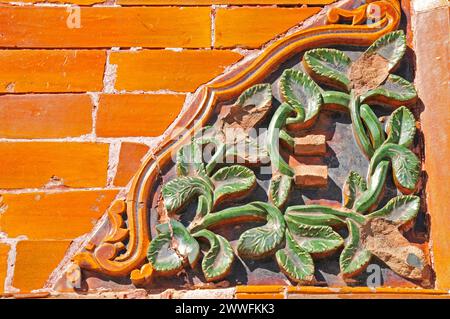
top-left (66, 0), bottom-right (435, 292)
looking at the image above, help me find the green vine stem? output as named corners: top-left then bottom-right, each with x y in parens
top-left (267, 102), bottom-right (295, 176)
top-left (286, 205), bottom-right (366, 224)
top-left (321, 90), bottom-right (350, 109)
top-left (349, 93), bottom-right (375, 158)
top-left (279, 129), bottom-right (295, 149)
top-left (189, 202), bottom-right (267, 233)
top-left (354, 160), bottom-right (390, 212)
top-left (360, 103), bottom-right (385, 149)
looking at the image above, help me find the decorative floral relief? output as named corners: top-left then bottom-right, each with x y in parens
top-left (146, 31), bottom-right (430, 286)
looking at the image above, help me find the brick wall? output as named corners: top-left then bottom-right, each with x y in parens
top-left (0, 0), bottom-right (334, 293)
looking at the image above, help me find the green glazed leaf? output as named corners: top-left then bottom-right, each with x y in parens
top-left (269, 173), bottom-right (293, 208)
top-left (365, 30), bottom-right (407, 70)
top-left (237, 202), bottom-right (286, 258)
top-left (303, 48), bottom-right (351, 90)
top-left (147, 232), bottom-right (183, 274)
top-left (162, 176), bottom-right (213, 213)
top-left (385, 106), bottom-right (416, 148)
top-left (368, 195), bottom-right (420, 225)
top-left (236, 83), bottom-right (272, 109)
top-left (275, 231), bottom-right (314, 283)
top-left (279, 69), bottom-right (323, 123)
top-left (342, 171), bottom-right (367, 209)
top-left (211, 165), bottom-right (256, 204)
top-left (193, 126), bottom-right (226, 176)
top-left (362, 74), bottom-right (417, 105)
top-left (286, 217), bottom-right (344, 256)
top-left (148, 220), bottom-right (200, 274)
top-left (193, 230), bottom-right (234, 282)
top-left (339, 219), bottom-right (372, 278)
top-left (370, 143), bottom-right (420, 193)
top-left (176, 142), bottom-right (206, 177)
top-left (219, 83), bottom-right (272, 132)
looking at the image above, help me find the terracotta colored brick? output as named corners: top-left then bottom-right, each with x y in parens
top-left (289, 154), bottom-right (324, 167)
top-left (0, 190), bottom-right (119, 240)
top-left (0, 94), bottom-right (92, 139)
top-left (0, 243), bottom-right (10, 293)
top-left (114, 143), bottom-right (150, 186)
top-left (215, 7), bottom-right (321, 48)
top-left (294, 134), bottom-right (326, 156)
top-left (0, 6), bottom-right (210, 48)
top-left (13, 240), bottom-right (71, 292)
top-left (294, 164), bottom-right (328, 188)
top-left (118, 0), bottom-right (335, 4)
top-left (0, 50), bottom-right (105, 93)
top-left (97, 94), bottom-right (184, 137)
top-left (111, 50), bottom-right (243, 92)
top-left (0, 142), bottom-right (108, 189)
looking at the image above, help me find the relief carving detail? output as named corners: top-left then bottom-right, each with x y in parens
top-left (70, 0), bottom-right (433, 290)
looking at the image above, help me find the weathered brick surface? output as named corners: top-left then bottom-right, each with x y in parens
top-left (215, 7), bottom-right (321, 48)
top-left (114, 143), bottom-right (150, 186)
top-left (96, 94), bottom-right (185, 137)
top-left (110, 50), bottom-right (243, 92)
top-left (0, 243), bottom-right (10, 293)
top-left (0, 94), bottom-right (92, 139)
top-left (0, 190), bottom-right (119, 240)
top-left (0, 143), bottom-right (109, 189)
top-left (0, 50), bottom-right (105, 93)
top-left (0, 6), bottom-right (211, 48)
top-left (13, 240), bottom-right (71, 292)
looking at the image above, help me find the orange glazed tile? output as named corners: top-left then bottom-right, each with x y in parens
top-left (13, 240), bottom-right (71, 292)
top-left (0, 142), bottom-right (108, 189)
top-left (110, 50), bottom-right (243, 92)
top-left (0, 190), bottom-right (119, 240)
top-left (236, 285), bottom-right (285, 293)
top-left (0, 94), bottom-right (92, 139)
top-left (0, 6), bottom-right (210, 48)
top-left (118, 0), bottom-right (336, 4)
top-left (0, 243), bottom-right (10, 293)
top-left (236, 293), bottom-right (285, 299)
top-left (0, 50), bottom-right (105, 93)
top-left (2, 0), bottom-right (105, 4)
top-left (114, 143), bottom-right (150, 187)
top-left (413, 4), bottom-right (450, 289)
top-left (96, 94), bottom-right (185, 137)
top-left (215, 7), bottom-right (321, 48)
